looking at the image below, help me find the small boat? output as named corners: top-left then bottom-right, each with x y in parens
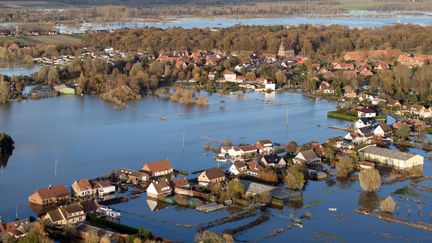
top-left (328, 208), bottom-right (337, 212)
top-left (159, 115), bottom-right (167, 120)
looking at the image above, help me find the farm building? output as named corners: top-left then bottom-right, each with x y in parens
top-left (359, 145), bottom-right (423, 169)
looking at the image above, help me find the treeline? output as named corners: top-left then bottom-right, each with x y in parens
top-left (83, 24), bottom-right (432, 59)
top-left (0, 41), bottom-right (81, 62)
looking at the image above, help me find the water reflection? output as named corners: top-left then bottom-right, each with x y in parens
top-left (146, 198), bottom-right (168, 212)
top-left (358, 191), bottom-right (379, 212)
top-left (0, 63), bottom-right (40, 77)
top-left (0, 154), bottom-right (11, 168)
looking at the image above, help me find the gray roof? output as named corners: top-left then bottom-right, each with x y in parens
top-left (360, 146), bottom-right (420, 161)
top-left (299, 150), bottom-right (318, 160)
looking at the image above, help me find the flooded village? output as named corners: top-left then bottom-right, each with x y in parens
top-left (1, 89), bottom-right (431, 242)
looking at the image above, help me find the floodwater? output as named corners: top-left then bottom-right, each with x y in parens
top-left (0, 92), bottom-right (431, 242)
top-left (0, 63), bottom-right (40, 77)
top-left (55, 13), bottom-right (432, 33)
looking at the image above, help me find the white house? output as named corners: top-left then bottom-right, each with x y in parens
top-left (373, 123), bottom-right (393, 137)
top-left (229, 161), bottom-right (248, 175)
top-left (265, 83), bottom-right (276, 91)
top-left (92, 181), bottom-right (116, 198)
top-left (354, 118), bottom-right (372, 129)
top-left (239, 145), bottom-right (258, 157)
top-left (227, 146), bottom-right (243, 158)
top-left (71, 179), bottom-right (96, 198)
top-left (227, 145), bottom-right (258, 158)
top-left (223, 70), bottom-right (237, 82)
top-left (256, 139), bottom-right (274, 155)
top-left (146, 179), bottom-right (172, 198)
top-left (245, 161), bottom-right (263, 177)
top-left (260, 154), bottom-right (287, 168)
top-left (357, 107), bottom-right (376, 118)
top-left (419, 107), bottom-right (432, 119)
top-left (293, 150), bottom-right (321, 164)
top-left (344, 132), bottom-right (368, 145)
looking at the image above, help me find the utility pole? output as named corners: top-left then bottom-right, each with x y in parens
top-left (54, 160), bottom-right (57, 176)
top-left (16, 205), bottom-right (18, 219)
top-left (182, 133), bottom-right (185, 148)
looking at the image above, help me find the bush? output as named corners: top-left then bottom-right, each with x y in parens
top-left (380, 196), bottom-right (396, 213)
top-left (195, 230), bottom-right (234, 243)
top-left (335, 157), bottom-right (355, 178)
top-left (170, 88), bottom-right (209, 106)
top-left (100, 85), bottom-right (141, 109)
top-left (259, 191), bottom-right (272, 204)
top-left (359, 168), bottom-right (381, 192)
top-left (283, 165), bottom-right (304, 190)
top-left (259, 169), bottom-right (278, 183)
top-left (174, 194), bottom-right (189, 206)
top-left (226, 180), bottom-right (245, 199)
top-left (220, 139), bottom-right (233, 148)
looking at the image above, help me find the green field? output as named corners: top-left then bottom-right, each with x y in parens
top-left (327, 110), bottom-right (358, 122)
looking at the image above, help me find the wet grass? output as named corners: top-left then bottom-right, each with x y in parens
top-left (316, 230), bottom-right (345, 242)
top-left (303, 200), bottom-right (323, 209)
top-left (394, 187), bottom-right (420, 197)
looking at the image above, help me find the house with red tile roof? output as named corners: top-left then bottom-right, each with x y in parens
top-left (72, 178), bottom-right (96, 198)
top-left (141, 159), bottom-right (174, 177)
top-left (344, 49), bottom-right (401, 62)
top-left (2, 218), bottom-right (36, 239)
top-left (28, 185), bottom-right (69, 205)
top-left (332, 62), bottom-right (354, 70)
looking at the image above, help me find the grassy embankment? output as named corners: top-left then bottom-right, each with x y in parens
top-left (327, 109), bottom-right (358, 121)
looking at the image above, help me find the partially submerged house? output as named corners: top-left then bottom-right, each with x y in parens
top-left (71, 179), bottom-right (96, 198)
top-left (117, 168), bottom-right (149, 185)
top-left (146, 178), bottom-right (172, 198)
top-left (245, 161), bottom-right (264, 177)
top-left (2, 218), bottom-right (36, 239)
top-left (293, 150), bottom-right (321, 164)
top-left (91, 181), bottom-right (116, 198)
top-left (256, 139), bottom-right (274, 155)
top-left (43, 203), bottom-right (86, 226)
top-left (359, 145), bottom-right (424, 169)
top-left (229, 161), bottom-right (248, 175)
top-left (28, 185), bottom-right (70, 205)
top-left (260, 154), bottom-right (287, 168)
top-left (357, 107), bottom-right (377, 118)
top-left (373, 123), bottom-right (393, 138)
top-left (198, 167), bottom-right (226, 186)
top-left (354, 118), bottom-right (372, 129)
top-left (141, 159), bottom-right (174, 177)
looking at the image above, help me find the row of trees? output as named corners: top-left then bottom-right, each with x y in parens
top-left (84, 25), bottom-right (432, 60)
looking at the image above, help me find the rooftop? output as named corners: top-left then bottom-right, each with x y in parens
top-left (360, 146), bottom-right (420, 161)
